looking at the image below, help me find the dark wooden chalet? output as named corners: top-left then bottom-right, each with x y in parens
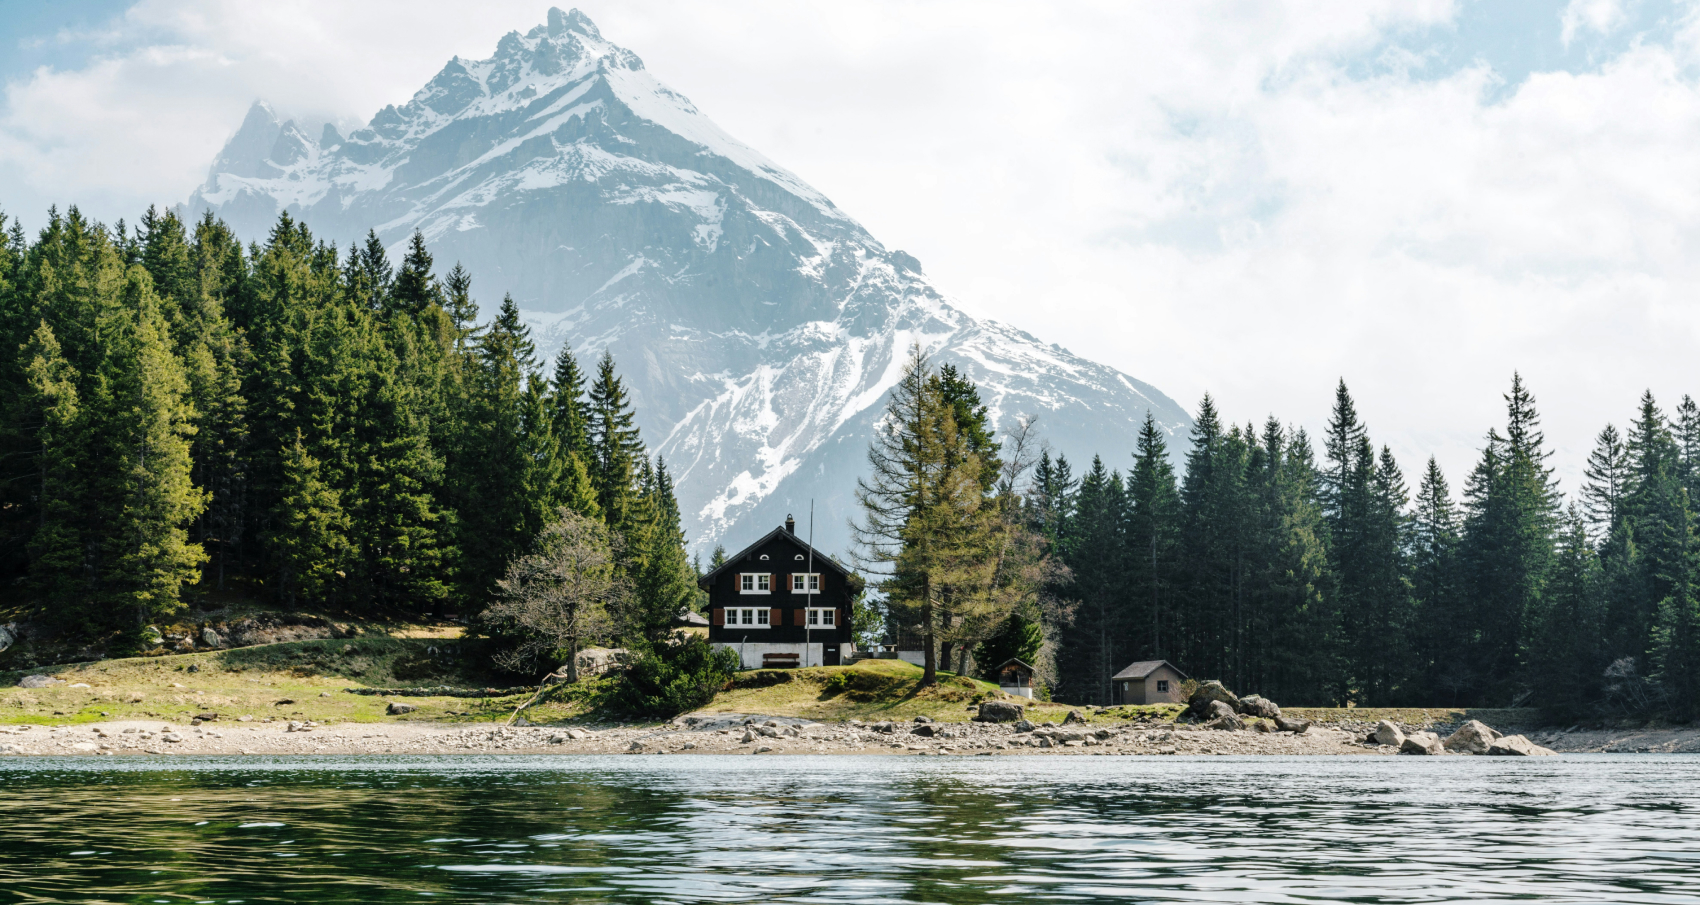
top-left (699, 516), bottom-right (862, 668)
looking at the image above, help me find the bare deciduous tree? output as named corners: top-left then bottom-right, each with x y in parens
top-left (483, 508), bottom-right (629, 682)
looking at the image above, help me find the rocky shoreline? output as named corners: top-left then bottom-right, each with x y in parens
top-left (3, 710), bottom-right (1684, 757)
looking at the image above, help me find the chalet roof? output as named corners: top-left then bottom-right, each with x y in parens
top-left (1111, 659), bottom-right (1187, 681)
top-left (696, 524), bottom-right (856, 591)
top-left (996, 658), bottom-right (1036, 673)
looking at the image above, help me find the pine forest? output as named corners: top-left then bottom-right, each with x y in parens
top-left (0, 207), bottom-right (698, 665)
top-left (2, 206), bottom-right (1696, 720)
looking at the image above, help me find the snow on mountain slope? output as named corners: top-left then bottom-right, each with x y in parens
top-left (184, 7), bottom-right (1192, 558)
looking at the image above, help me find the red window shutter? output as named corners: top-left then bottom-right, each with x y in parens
top-left (793, 609), bottom-right (805, 627)
top-left (712, 608), bottom-right (724, 627)
top-left (770, 608), bottom-right (782, 627)
top-left (836, 608), bottom-right (846, 629)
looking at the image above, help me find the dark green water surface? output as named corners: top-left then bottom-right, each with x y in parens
top-left (2, 754), bottom-right (1697, 904)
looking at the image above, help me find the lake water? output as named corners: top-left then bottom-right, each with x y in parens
top-left (2, 754), bottom-right (1697, 904)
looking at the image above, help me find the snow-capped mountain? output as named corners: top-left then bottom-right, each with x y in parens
top-left (184, 7), bottom-right (1191, 558)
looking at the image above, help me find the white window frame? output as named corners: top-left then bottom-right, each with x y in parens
top-left (727, 607), bottom-right (770, 628)
top-left (805, 607), bottom-right (836, 628)
top-left (791, 573), bottom-right (821, 594)
top-left (739, 573), bottom-right (772, 594)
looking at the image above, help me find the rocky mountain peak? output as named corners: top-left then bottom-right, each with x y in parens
top-left (183, 8), bottom-right (1191, 556)
top-left (547, 6), bottom-right (602, 40)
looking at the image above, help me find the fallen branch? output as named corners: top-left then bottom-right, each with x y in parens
top-left (506, 670), bottom-right (572, 726)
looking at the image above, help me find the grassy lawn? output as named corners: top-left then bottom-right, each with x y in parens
top-left (692, 658), bottom-right (1180, 724)
top-left (4, 634), bottom-right (1542, 730)
top-left (0, 636), bottom-right (540, 726)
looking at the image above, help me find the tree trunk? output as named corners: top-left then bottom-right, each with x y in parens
top-left (921, 631), bottom-right (936, 686)
top-left (566, 637), bottom-right (580, 684)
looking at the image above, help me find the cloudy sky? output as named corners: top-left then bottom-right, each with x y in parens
top-left (2, 0), bottom-right (1697, 495)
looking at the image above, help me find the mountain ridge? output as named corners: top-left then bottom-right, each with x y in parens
top-left (182, 6), bottom-right (1192, 558)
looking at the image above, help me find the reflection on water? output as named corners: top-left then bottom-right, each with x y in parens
top-left (2, 754), bottom-right (1697, 903)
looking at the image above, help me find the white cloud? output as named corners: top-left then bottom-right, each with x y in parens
top-left (1562, 0), bottom-right (1628, 47)
top-left (2, 0), bottom-right (1698, 496)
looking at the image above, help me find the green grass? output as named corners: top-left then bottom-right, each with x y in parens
top-left (686, 658), bottom-right (1179, 724)
top-left (1287, 706), bottom-right (1542, 730)
top-left (0, 637), bottom-right (539, 726)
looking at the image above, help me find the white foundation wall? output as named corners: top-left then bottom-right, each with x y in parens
top-left (713, 642), bottom-right (825, 669)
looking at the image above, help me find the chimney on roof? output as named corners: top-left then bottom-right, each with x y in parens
top-left (785, 515), bottom-right (795, 535)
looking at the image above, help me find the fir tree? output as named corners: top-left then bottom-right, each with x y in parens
top-left (587, 351), bottom-right (645, 531)
top-left (389, 231), bottom-right (441, 319)
top-left (1126, 412), bottom-right (1180, 660)
top-left (1528, 506), bottom-right (1606, 719)
top-left (449, 295), bottom-right (548, 600)
top-left (1411, 457), bottom-right (1466, 701)
top-left (1583, 424), bottom-right (1630, 540)
top-left (441, 263), bottom-right (479, 350)
top-left (1459, 374), bottom-right (1561, 698)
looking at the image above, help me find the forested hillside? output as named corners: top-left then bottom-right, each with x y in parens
top-left (0, 207), bottom-right (696, 649)
top-left (1039, 380), bottom-right (1700, 716)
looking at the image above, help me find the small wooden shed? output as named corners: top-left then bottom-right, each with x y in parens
top-left (1111, 660), bottom-right (1188, 705)
top-left (996, 658), bottom-right (1037, 699)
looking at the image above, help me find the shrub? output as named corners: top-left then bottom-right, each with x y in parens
top-left (615, 634), bottom-right (740, 717)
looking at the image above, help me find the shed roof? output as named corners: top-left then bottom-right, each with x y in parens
top-left (1111, 659), bottom-right (1188, 681)
top-left (996, 658), bottom-right (1035, 673)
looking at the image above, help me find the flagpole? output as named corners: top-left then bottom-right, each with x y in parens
top-left (806, 500), bottom-right (815, 666)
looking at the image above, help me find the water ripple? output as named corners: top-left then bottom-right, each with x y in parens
top-left (1, 755), bottom-right (1697, 903)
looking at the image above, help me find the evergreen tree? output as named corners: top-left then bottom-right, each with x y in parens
top-left (1528, 506), bottom-right (1606, 719)
top-left (1677, 396), bottom-right (1700, 504)
top-left (1459, 374), bottom-right (1561, 699)
top-left (1056, 456), bottom-right (1129, 704)
top-left (1027, 451), bottom-right (1076, 548)
top-left (588, 351), bottom-right (645, 531)
top-left (449, 295), bottom-right (548, 599)
top-left (1583, 423), bottom-right (1629, 540)
top-left (343, 230), bottom-right (392, 314)
top-left (622, 457), bottom-right (698, 643)
top-left (1126, 412), bottom-right (1180, 660)
top-left (1411, 457), bottom-right (1467, 701)
top-left (21, 322), bottom-right (92, 614)
top-left (854, 345), bottom-right (998, 685)
top-left (390, 231), bottom-right (441, 319)
top-left (99, 268), bottom-right (208, 624)
top-left (547, 346), bottom-right (600, 519)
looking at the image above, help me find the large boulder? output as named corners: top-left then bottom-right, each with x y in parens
top-left (0, 622), bottom-right (16, 653)
top-left (18, 675), bottom-right (62, 689)
top-left (386, 702), bottom-right (417, 715)
top-left (1275, 715), bottom-right (1312, 733)
top-left (975, 701), bottom-right (1025, 723)
top-left (1063, 710), bottom-right (1087, 725)
top-left (201, 627), bottom-right (223, 649)
top-left (1205, 700), bottom-right (1244, 731)
top-left (1443, 720), bottom-right (1502, 755)
top-left (1013, 719), bottom-right (1036, 733)
top-left (1487, 735), bottom-right (1556, 756)
top-left (573, 647), bottom-right (630, 678)
top-left (1186, 681), bottom-right (1240, 720)
top-left (1237, 694), bottom-right (1281, 720)
top-left (1400, 731), bottom-right (1445, 755)
top-left (1371, 720), bottom-right (1405, 747)
top-left (910, 723), bottom-right (938, 738)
